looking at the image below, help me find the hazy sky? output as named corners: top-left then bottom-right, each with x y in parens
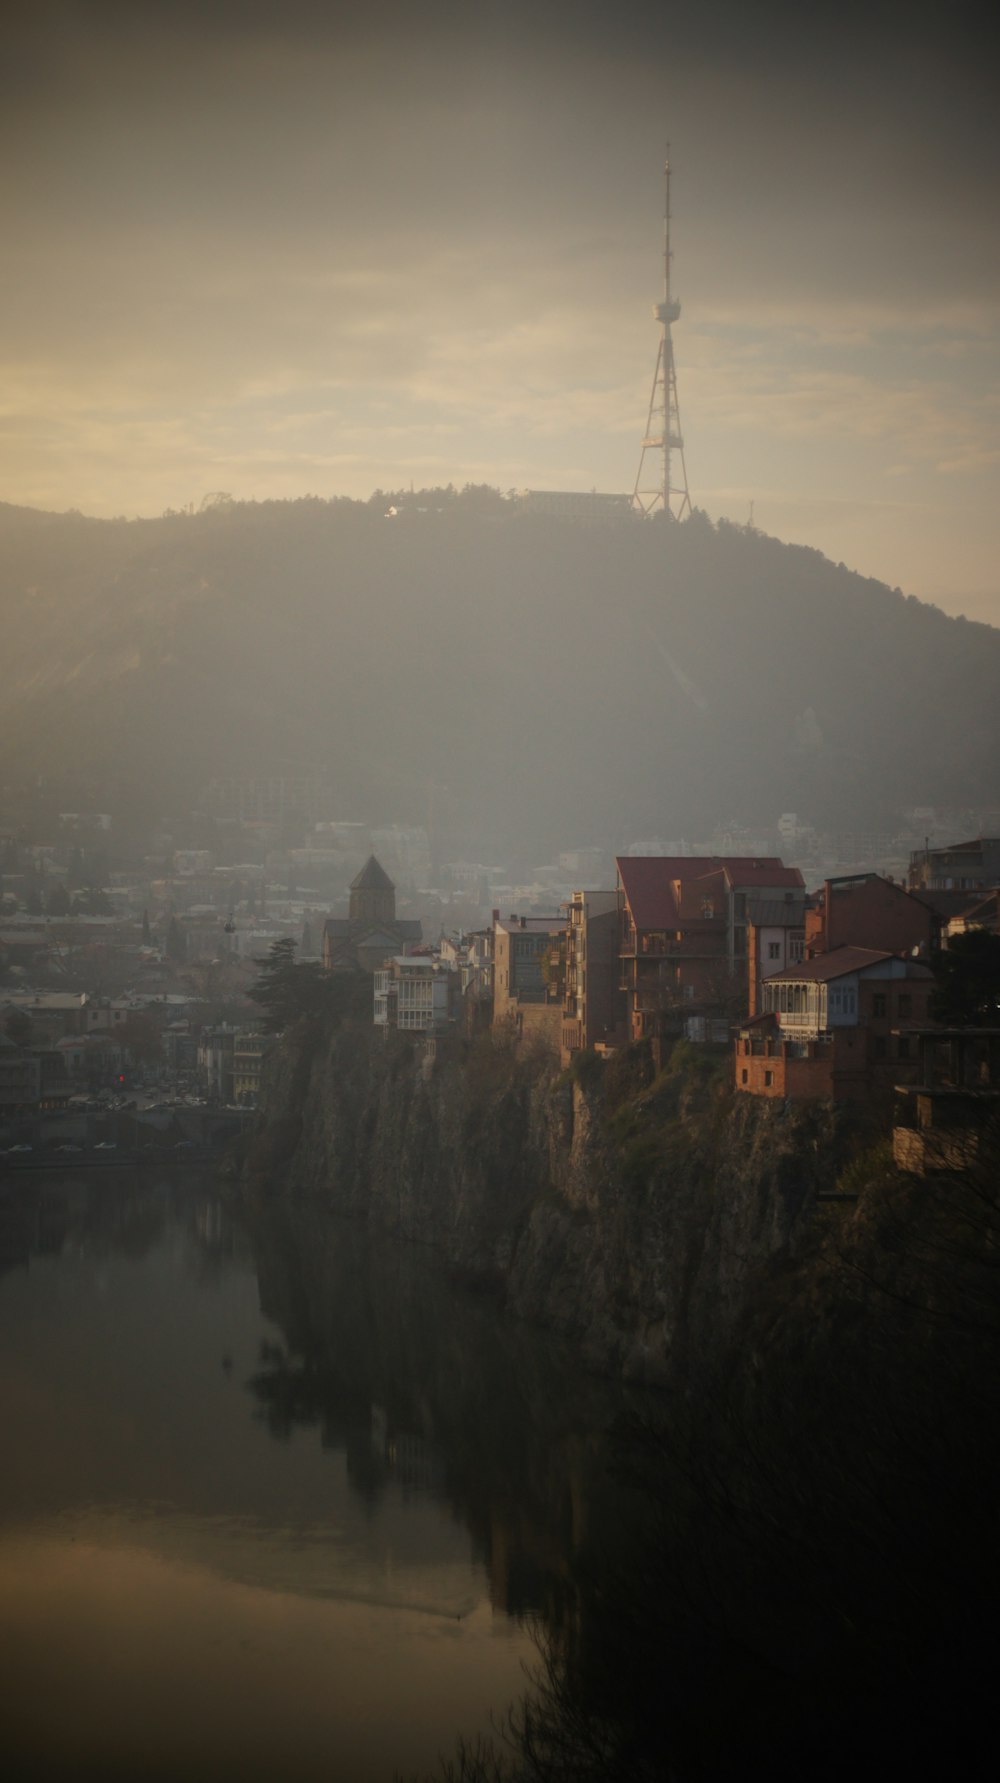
top-left (3, 1), bottom-right (997, 617)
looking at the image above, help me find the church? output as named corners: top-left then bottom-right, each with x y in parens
top-left (321, 855), bottom-right (422, 973)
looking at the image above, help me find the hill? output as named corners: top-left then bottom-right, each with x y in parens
top-left (0, 492), bottom-right (996, 854)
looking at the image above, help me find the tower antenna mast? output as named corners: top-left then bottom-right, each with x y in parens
top-left (633, 153), bottom-right (691, 519)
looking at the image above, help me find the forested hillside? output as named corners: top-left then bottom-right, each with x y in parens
top-left (1, 492), bottom-right (996, 853)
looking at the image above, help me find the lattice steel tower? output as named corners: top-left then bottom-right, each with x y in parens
top-left (633, 155), bottom-right (691, 519)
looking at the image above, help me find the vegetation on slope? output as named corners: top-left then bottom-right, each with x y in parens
top-left (2, 492), bottom-right (997, 849)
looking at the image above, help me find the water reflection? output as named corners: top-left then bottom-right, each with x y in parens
top-left (0, 1172), bottom-right (637, 1780)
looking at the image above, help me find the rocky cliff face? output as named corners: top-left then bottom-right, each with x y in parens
top-left (243, 1020), bottom-right (858, 1384)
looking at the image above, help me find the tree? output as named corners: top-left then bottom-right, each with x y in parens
top-left (932, 931), bottom-right (1000, 1025)
top-left (72, 886), bottom-right (113, 916)
top-left (247, 938), bottom-right (346, 1033)
top-left (165, 915), bottom-right (187, 963)
top-left (118, 1011), bottom-right (163, 1066)
top-left (45, 881), bottom-right (71, 916)
top-left (3, 1009), bottom-right (32, 1048)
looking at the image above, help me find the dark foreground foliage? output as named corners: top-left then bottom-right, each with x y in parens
top-left (414, 1122), bottom-right (1000, 1783)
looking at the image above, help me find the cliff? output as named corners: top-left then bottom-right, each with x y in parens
top-left (240, 1008), bottom-right (1000, 1777)
top-left (242, 1016), bottom-right (861, 1384)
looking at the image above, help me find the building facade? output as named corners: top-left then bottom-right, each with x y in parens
top-left (560, 890), bottom-right (622, 1064)
top-left (617, 856), bottom-right (804, 1042)
top-left (373, 956), bottom-right (458, 1034)
top-left (735, 947), bottom-right (935, 1101)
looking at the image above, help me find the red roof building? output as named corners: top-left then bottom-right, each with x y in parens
top-left (616, 856), bottom-right (805, 1043)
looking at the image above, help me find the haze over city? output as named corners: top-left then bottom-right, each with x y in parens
top-left (2, 0), bottom-right (997, 618)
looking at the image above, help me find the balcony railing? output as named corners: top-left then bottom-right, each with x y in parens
top-left (619, 934), bottom-right (678, 957)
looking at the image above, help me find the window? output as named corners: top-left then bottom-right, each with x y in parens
top-left (874, 1036), bottom-right (887, 1059)
top-left (897, 1037), bottom-right (911, 1060)
top-left (872, 994), bottom-right (886, 1018)
top-left (741, 1068), bottom-right (748, 1084)
top-left (897, 994), bottom-right (912, 1018)
top-left (768, 942), bottom-right (781, 960)
top-left (764, 1070), bottom-right (773, 1087)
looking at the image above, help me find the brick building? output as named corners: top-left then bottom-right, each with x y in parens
top-left (735, 946), bottom-right (935, 1101)
top-left (805, 872), bottom-right (936, 959)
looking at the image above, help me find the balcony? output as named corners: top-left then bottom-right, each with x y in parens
top-left (620, 934), bottom-right (677, 958)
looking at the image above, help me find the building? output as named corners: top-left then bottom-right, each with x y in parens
top-left (617, 856), bottom-right (805, 1043)
top-left (322, 855), bottom-right (422, 973)
top-left (560, 890), bottom-right (622, 1064)
top-left (198, 1026), bottom-right (237, 1103)
top-left (373, 956), bottom-right (458, 1034)
top-left (735, 946), bottom-right (935, 1101)
top-left (893, 1028), bottom-right (1000, 1171)
top-left (747, 901), bottom-right (807, 1017)
top-left (0, 1035), bottom-right (71, 1112)
top-left (492, 911), bottom-right (565, 1049)
top-left (908, 837), bottom-right (1000, 893)
top-left (805, 872), bottom-right (936, 959)
top-left (232, 1030), bottom-right (270, 1106)
top-left (439, 929), bottom-right (493, 1023)
top-left (941, 888), bottom-right (1000, 939)
top-left (0, 991), bottom-right (89, 1042)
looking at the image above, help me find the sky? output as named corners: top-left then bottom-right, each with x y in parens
top-left (2, 0), bottom-right (998, 618)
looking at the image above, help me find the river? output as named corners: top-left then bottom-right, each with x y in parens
top-left (0, 1167), bottom-right (636, 1782)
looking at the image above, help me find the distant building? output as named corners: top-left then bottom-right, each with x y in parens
top-left (0, 1035), bottom-right (71, 1112)
top-left (232, 1030), bottom-right (271, 1106)
top-left (198, 1026), bottom-right (237, 1103)
top-left (908, 837), bottom-right (1000, 893)
top-left (322, 855), bottom-right (422, 973)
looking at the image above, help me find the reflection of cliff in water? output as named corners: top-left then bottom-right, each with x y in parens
top-left (246, 1200), bottom-right (649, 1634)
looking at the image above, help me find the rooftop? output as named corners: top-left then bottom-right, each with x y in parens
top-left (765, 946), bottom-right (934, 984)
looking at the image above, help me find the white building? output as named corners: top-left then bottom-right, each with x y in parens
top-left (373, 957), bottom-right (457, 1033)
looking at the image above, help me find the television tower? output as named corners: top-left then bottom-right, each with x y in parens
top-left (633, 155), bottom-right (691, 519)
